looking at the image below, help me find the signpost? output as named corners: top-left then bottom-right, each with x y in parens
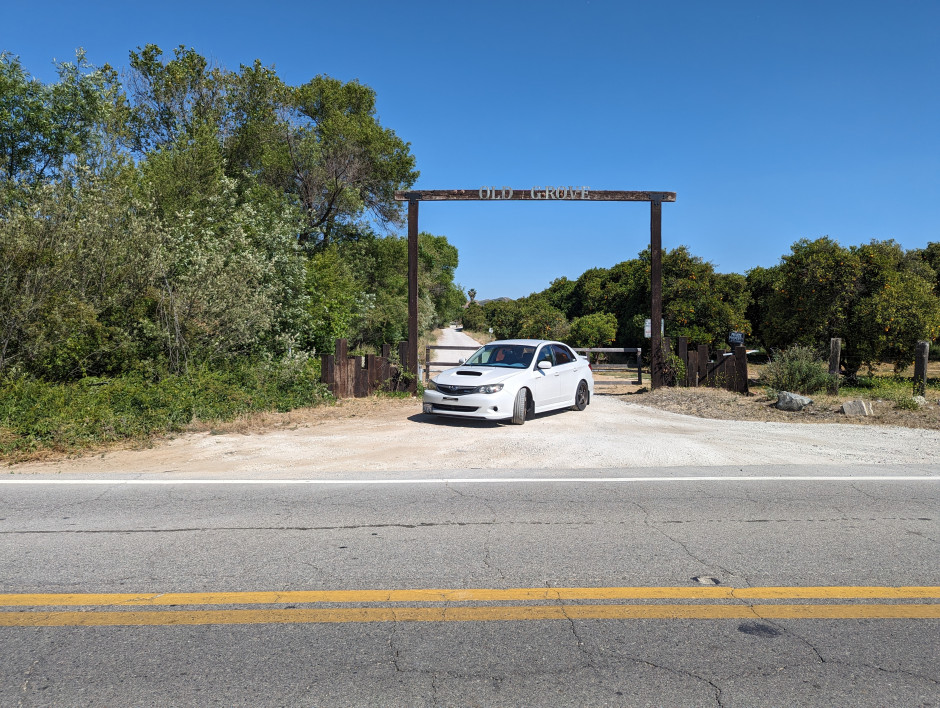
top-left (394, 187), bottom-right (676, 391)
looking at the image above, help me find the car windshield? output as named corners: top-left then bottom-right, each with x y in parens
top-left (464, 344), bottom-right (536, 369)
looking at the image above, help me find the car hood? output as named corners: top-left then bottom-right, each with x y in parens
top-left (434, 367), bottom-right (525, 387)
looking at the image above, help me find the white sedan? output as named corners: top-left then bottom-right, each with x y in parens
top-left (422, 339), bottom-right (594, 424)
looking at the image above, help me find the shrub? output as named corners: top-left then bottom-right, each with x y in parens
top-left (759, 346), bottom-right (834, 394)
top-left (0, 356), bottom-right (328, 457)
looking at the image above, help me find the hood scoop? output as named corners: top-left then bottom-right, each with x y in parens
top-left (456, 370), bottom-right (483, 376)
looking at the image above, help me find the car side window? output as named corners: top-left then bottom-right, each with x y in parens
top-left (552, 344), bottom-right (574, 365)
top-left (536, 346), bottom-right (554, 366)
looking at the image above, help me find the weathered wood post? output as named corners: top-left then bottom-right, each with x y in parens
top-left (734, 345), bottom-right (749, 394)
top-left (650, 197), bottom-right (664, 389)
top-left (696, 344), bottom-right (708, 387)
top-left (676, 337), bottom-right (689, 387)
top-left (914, 340), bottom-right (929, 397)
top-left (829, 338), bottom-right (842, 394)
top-left (407, 199), bottom-right (419, 393)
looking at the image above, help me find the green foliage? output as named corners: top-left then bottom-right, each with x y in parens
top-left (917, 242), bottom-right (940, 294)
top-left (481, 299), bottom-right (521, 340)
top-left (480, 296), bottom-right (569, 341)
top-left (0, 356), bottom-right (327, 457)
top-left (569, 312), bottom-right (618, 348)
top-left (759, 346), bottom-right (834, 395)
top-left (0, 49), bottom-right (121, 186)
top-left (461, 302), bottom-right (486, 331)
top-left (892, 395), bottom-right (921, 411)
top-left (663, 352), bottom-right (687, 387)
top-left (516, 297), bottom-right (569, 340)
top-left (495, 246), bottom-right (749, 349)
top-left (752, 238), bottom-right (940, 375)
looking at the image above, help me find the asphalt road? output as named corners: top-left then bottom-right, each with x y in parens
top-left (2, 466), bottom-right (938, 707)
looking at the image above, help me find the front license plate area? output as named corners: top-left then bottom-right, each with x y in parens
top-left (443, 396), bottom-right (458, 401)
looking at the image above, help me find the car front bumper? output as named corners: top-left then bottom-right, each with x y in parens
top-left (422, 388), bottom-right (516, 421)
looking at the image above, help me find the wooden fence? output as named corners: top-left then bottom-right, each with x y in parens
top-left (424, 345), bottom-right (480, 385)
top-left (668, 336), bottom-right (749, 394)
top-left (573, 347), bottom-right (643, 387)
top-left (320, 339), bottom-right (412, 398)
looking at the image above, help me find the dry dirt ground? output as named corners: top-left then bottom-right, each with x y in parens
top-left (9, 388), bottom-right (939, 478)
top-left (8, 327), bottom-right (939, 476)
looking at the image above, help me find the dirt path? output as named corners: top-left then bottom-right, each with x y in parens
top-left (426, 326), bottom-right (481, 380)
top-left (10, 396), bottom-right (939, 478)
top-left (8, 327), bottom-right (939, 477)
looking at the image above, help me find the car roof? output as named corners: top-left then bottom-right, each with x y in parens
top-left (486, 339), bottom-right (563, 346)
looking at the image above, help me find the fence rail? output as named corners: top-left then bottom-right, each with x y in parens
top-left (573, 347), bottom-right (643, 387)
top-left (424, 345), bottom-right (480, 385)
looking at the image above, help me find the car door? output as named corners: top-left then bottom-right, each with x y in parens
top-left (532, 343), bottom-right (562, 408)
top-left (551, 344), bottom-right (582, 406)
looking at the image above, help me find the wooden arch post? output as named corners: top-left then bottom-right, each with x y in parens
top-left (395, 188), bottom-right (676, 391)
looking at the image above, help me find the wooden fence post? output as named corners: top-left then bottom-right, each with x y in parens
top-left (914, 340), bottom-right (929, 397)
top-left (353, 356), bottom-right (366, 397)
top-left (334, 339), bottom-right (348, 398)
top-left (696, 344), bottom-right (708, 387)
top-left (734, 345), bottom-right (748, 394)
top-left (321, 354), bottom-right (335, 395)
top-left (677, 337), bottom-right (688, 387)
top-left (398, 341), bottom-right (410, 393)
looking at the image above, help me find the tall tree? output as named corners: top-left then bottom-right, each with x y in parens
top-left (0, 50), bottom-right (120, 187)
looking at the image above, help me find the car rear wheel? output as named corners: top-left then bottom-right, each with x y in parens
top-left (511, 388), bottom-right (528, 425)
top-left (572, 380), bottom-right (589, 411)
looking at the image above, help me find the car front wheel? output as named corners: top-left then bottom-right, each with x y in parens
top-left (511, 388), bottom-right (528, 425)
top-left (572, 380), bottom-right (589, 411)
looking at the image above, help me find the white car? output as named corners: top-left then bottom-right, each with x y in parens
top-left (422, 339), bottom-right (594, 424)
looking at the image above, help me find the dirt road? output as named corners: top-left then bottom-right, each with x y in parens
top-left (10, 326), bottom-right (939, 478)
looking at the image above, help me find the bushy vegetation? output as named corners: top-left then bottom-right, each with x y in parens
top-left (758, 346), bottom-right (834, 395)
top-left (748, 238), bottom-right (940, 376)
top-left (0, 357), bottom-right (326, 457)
top-left (463, 238), bottom-right (939, 381)
top-left (0, 47), bottom-right (465, 453)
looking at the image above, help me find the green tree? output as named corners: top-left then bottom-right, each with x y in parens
top-left (915, 242), bottom-right (940, 295)
top-left (0, 50), bottom-right (121, 187)
top-left (515, 296), bottom-right (570, 340)
top-left (569, 312), bottom-right (618, 348)
top-left (482, 299), bottom-right (521, 340)
top-left (752, 238), bottom-right (940, 375)
top-left (461, 302), bottom-right (486, 331)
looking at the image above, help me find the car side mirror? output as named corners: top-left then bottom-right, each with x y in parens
top-left (537, 360), bottom-right (553, 370)
top-left (458, 358), bottom-right (466, 365)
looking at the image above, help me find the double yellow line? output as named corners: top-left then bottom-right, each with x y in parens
top-left (1, 586), bottom-right (938, 627)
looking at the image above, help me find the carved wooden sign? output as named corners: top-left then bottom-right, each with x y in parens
top-left (395, 189), bottom-right (675, 203)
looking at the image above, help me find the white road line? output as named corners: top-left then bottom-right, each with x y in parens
top-left (0, 476), bottom-right (938, 485)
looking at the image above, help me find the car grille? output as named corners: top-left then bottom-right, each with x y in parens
top-left (436, 384), bottom-right (478, 396)
top-left (432, 404), bottom-right (479, 412)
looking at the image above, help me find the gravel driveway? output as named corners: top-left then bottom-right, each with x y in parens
top-left (11, 328), bottom-right (939, 478)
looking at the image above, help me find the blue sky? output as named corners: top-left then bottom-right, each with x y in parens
top-left (3, 0), bottom-right (938, 299)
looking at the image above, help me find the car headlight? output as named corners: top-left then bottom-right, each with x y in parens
top-left (476, 383), bottom-right (504, 394)
top-left (426, 379), bottom-right (438, 391)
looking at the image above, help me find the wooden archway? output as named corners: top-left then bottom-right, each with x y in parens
top-left (393, 188), bottom-right (676, 390)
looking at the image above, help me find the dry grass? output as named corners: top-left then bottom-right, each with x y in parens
top-left (623, 386), bottom-right (940, 430)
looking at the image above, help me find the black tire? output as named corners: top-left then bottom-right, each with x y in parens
top-left (572, 380), bottom-right (590, 411)
top-left (511, 388), bottom-right (528, 425)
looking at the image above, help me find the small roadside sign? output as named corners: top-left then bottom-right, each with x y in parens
top-left (728, 331), bottom-right (745, 345)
